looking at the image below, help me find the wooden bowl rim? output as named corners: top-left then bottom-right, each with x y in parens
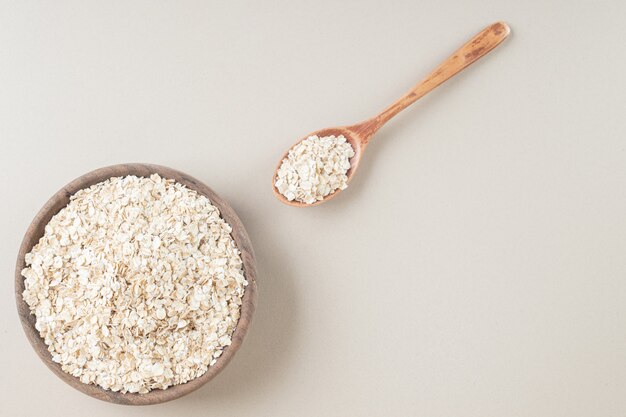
top-left (14, 163), bottom-right (258, 405)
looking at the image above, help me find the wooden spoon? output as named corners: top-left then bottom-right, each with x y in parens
top-left (273, 21), bottom-right (510, 207)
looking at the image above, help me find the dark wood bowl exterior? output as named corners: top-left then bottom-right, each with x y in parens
top-left (15, 164), bottom-right (258, 405)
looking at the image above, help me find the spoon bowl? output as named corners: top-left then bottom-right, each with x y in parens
top-left (272, 125), bottom-right (369, 207)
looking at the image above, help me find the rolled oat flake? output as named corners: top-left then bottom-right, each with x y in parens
top-left (22, 174), bottom-right (247, 394)
top-left (274, 134), bottom-right (355, 204)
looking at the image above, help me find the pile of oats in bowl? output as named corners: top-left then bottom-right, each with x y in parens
top-left (274, 134), bottom-right (355, 204)
top-left (21, 174), bottom-right (247, 394)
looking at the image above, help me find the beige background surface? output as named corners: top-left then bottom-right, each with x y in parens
top-left (1, 1), bottom-right (625, 416)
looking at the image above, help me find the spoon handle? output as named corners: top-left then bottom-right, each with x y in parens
top-left (356, 21), bottom-right (510, 138)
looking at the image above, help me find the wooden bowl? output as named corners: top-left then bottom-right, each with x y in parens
top-left (14, 163), bottom-right (258, 405)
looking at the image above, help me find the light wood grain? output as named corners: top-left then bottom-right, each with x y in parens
top-left (273, 21), bottom-right (510, 207)
top-left (15, 164), bottom-right (258, 405)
